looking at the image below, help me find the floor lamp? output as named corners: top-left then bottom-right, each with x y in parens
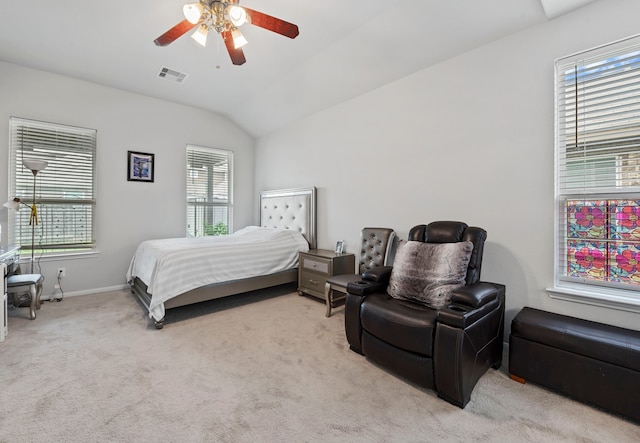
top-left (3, 159), bottom-right (48, 273)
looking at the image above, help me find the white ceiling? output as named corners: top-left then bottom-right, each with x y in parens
top-left (0, 0), bottom-right (596, 137)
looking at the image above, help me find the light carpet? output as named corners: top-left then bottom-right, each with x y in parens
top-left (1, 285), bottom-right (638, 442)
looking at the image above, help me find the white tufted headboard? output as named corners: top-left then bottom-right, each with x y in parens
top-left (259, 187), bottom-right (317, 249)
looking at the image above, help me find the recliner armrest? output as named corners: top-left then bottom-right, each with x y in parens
top-left (346, 280), bottom-right (383, 296)
top-left (437, 283), bottom-right (503, 329)
top-left (450, 282), bottom-right (498, 308)
top-left (361, 265), bottom-right (393, 285)
top-left (434, 282), bottom-right (506, 408)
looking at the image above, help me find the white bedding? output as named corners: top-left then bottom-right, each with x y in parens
top-left (126, 226), bottom-right (309, 321)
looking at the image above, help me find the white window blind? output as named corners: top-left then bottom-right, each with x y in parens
top-left (557, 42), bottom-right (640, 195)
top-left (8, 117), bottom-right (97, 253)
top-left (186, 145), bottom-right (232, 237)
top-left (554, 34), bottom-right (640, 308)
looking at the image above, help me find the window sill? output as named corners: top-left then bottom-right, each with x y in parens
top-left (20, 250), bottom-right (100, 265)
top-left (547, 284), bottom-right (640, 314)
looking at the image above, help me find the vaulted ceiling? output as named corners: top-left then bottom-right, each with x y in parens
top-left (0, 0), bottom-right (596, 137)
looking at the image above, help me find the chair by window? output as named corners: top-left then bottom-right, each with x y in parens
top-left (323, 227), bottom-right (396, 317)
top-left (7, 273), bottom-right (43, 320)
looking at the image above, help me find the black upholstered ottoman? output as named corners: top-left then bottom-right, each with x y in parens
top-left (509, 307), bottom-right (640, 423)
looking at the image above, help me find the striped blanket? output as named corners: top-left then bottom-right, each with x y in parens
top-left (126, 226), bottom-right (309, 321)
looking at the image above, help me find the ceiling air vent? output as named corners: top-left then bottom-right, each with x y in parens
top-left (158, 67), bottom-right (188, 83)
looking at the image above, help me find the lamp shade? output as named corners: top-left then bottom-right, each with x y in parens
top-left (183, 2), bottom-right (204, 24)
top-left (191, 24), bottom-right (209, 46)
top-left (232, 28), bottom-right (248, 49)
top-left (3, 198), bottom-right (20, 211)
top-left (22, 159), bottom-right (48, 173)
top-left (227, 6), bottom-right (247, 27)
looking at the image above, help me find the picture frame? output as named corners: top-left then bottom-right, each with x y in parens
top-left (335, 240), bottom-right (344, 254)
top-left (127, 151), bottom-right (154, 183)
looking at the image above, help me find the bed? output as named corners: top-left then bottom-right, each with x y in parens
top-left (127, 187), bottom-right (316, 328)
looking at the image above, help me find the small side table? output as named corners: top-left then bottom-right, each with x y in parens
top-left (298, 249), bottom-right (355, 316)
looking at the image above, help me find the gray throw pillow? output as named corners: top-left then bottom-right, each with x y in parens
top-left (387, 240), bottom-right (473, 308)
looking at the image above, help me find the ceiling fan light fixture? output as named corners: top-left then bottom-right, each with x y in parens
top-left (183, 2), bottom-right (204, 24)
top-left (227, 5), bottom-right (247, 27)
top-left (191, 24), bottom-right (209, 46)
top-left (154, 1), bottom-right (299, 65)
top-left (231, 28), bottom-right (248, 49)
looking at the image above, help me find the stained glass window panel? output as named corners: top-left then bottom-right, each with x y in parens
top-left (567, 200), bottom-right (607, 240)
top-left (610, 200), bottom-right (640, 240)
top-left (609, 242), bottom-right (640, 285)
top-left (567, 240), bottom-right (607, 281)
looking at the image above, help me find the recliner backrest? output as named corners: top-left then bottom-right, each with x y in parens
top-left (407, 221), bottom-right (486, 285)
top-left (359, 227), bottom-right (396, 273)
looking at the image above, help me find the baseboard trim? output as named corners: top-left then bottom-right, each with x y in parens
top-left (41, 284), bottom-right (129, 300)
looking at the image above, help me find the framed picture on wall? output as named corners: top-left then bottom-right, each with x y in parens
top-left (127, 151), bottom-right (155, 182)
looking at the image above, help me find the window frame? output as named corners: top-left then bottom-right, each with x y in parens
top-left (7, 117), bottom-right (97, 260)
top-left (186, 145), bottom-right (233, 237)
top-left (550, 34), bottom-right (640, 313)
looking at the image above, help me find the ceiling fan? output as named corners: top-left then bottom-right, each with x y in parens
top-left (154, 1), bottom-right (300, 66)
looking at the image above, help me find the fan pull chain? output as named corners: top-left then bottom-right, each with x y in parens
top-left (216, 37), bottom-right (221, 69)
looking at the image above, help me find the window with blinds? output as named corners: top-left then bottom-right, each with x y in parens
top-left (555, 35), bottom-right (640, 302)
top-left (8, 117), bottom-right (96, 254)
top-left (186, 145), bottom-right (232, 237)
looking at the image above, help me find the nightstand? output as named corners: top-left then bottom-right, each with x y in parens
top-left (298, 249), bottom-right (355, 313)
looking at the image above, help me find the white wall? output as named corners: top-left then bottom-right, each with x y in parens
top-left (255, 0), bottom-right (640, 333)
top-left (0, 61), bottom-right (255, 296)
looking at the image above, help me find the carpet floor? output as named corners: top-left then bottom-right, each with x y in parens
top-left (1, 285), bottom-right (638, 442)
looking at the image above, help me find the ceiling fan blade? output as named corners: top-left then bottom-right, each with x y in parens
top-left (221, 30), bottom-right (247, 65)
top-left (154, 19), bottom-right (199, 46)
top-left (243, 7), bottom-right (299, 39)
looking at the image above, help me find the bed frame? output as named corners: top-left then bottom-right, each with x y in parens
top-left (130, 186), bottom-right (317, 328)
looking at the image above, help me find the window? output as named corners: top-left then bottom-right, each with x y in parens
top-left (553, 35), bottom-right (640, 310)
top-left (8, 117), bottom-right (97, 255)
top-left (186, 145), bottom-right (232, 237)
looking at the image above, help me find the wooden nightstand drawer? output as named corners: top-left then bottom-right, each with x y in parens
top-left (299, 270), bottom-right (328, 293)
top-left (301, 256), bottom-right (329, 274)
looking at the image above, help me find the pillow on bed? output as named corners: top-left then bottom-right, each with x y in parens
top-left (387, 240), bottom-right (473, 308)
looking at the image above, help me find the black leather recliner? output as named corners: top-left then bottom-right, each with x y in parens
top-left (344, 221), bottom-right (505, 408)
